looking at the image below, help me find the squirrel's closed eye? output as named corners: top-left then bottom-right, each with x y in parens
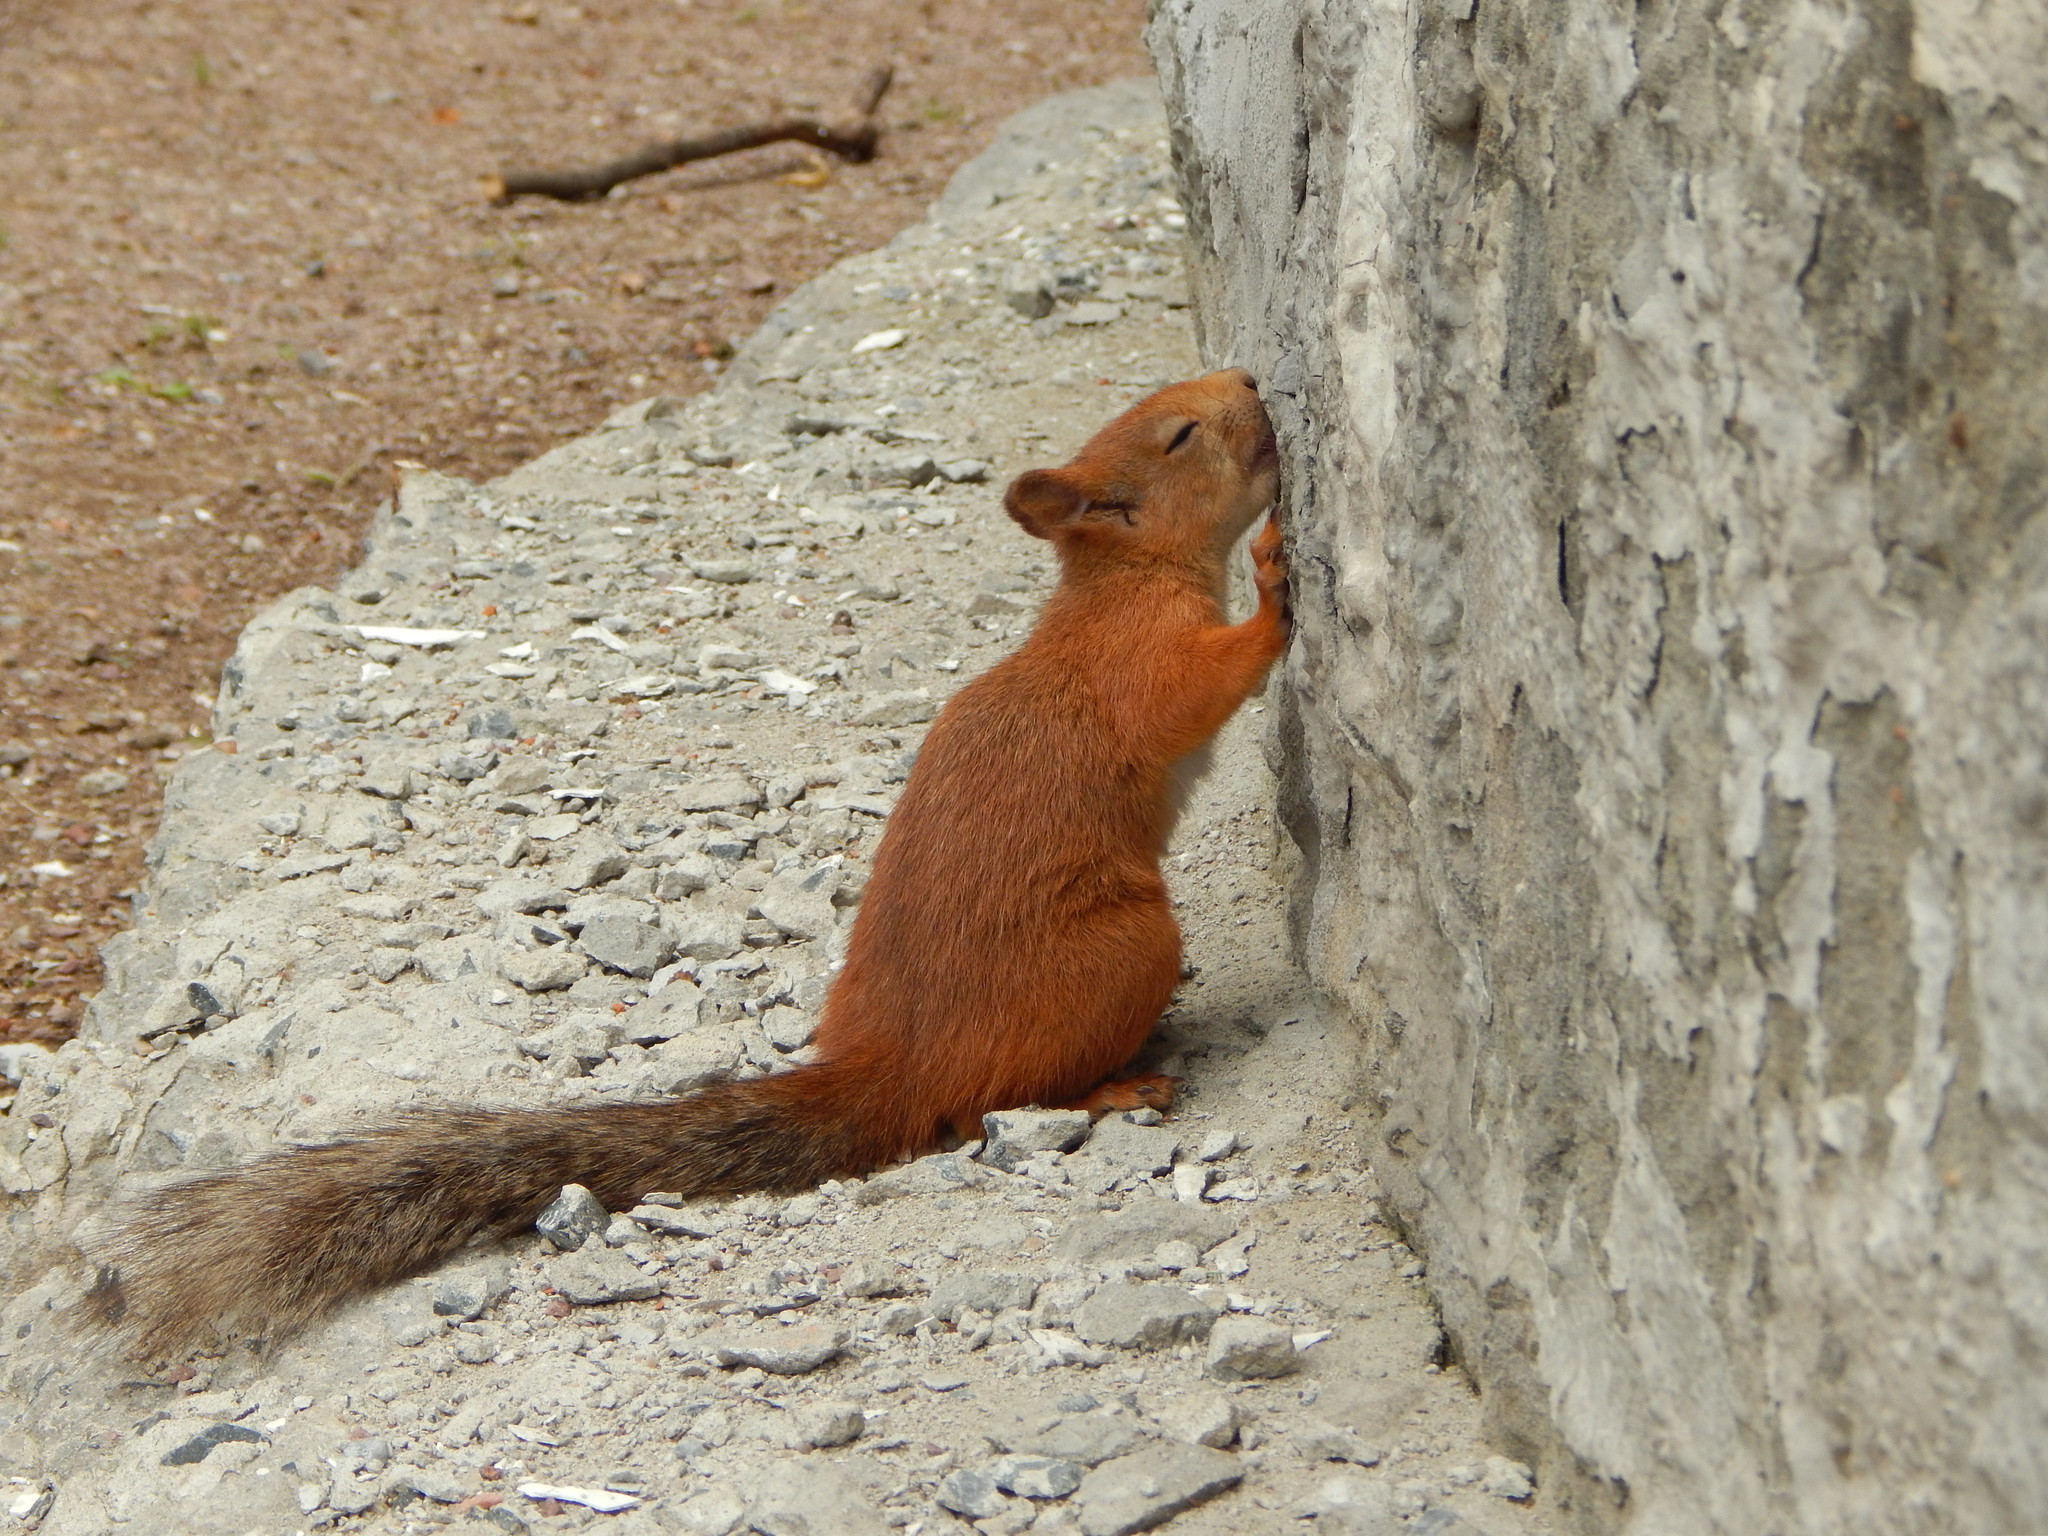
top-left (1165, 421), bottom-right (1197, 454)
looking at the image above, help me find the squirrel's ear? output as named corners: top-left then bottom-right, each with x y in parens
top-left (1005, 469), bottom-right (1088, 540)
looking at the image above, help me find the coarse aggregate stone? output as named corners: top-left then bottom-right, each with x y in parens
top-left (0, 81), bottom-right (1547, 1536)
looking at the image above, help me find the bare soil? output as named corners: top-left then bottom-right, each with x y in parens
top-left (0, 0), bottom-right (1150, 1043)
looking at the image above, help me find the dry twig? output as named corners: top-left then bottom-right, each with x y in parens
top-left (483, 64), bottom-right (894, 205)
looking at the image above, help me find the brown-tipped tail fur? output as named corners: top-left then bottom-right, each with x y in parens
top-left (86, 1066), bottom-right (874, 1356)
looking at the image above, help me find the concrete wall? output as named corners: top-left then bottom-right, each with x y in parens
top-left (1148, 2), bottom-right (2048, 1531)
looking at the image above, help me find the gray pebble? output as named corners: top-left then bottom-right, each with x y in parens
top-left (707, 1323), bottom-right (847, 1374)
top-left (501, 945), bottom-right (588, 992)
top-left (536, 1183), bottom-right (609, 1251)
top-left (936, 1467), bottom-right (1013, 1520)
top-left (792, 1401), bottom-right (867, 1449)
top-left (579, 914), bottom-right (676, 978)
top-left (475, 878), bottom-right (574, 919)
top-left (434, 1259), bottom-right (511, 1320)
top-left (1085, 1117), bottom-right (1180, 1176)
top-left (547, 1247), bottom-right (662, 1304)
top-left (979, 1107), bottom-right (1093, 1172)
top-left (1074, 1443), bottom-right (1242, 1536)
top-left (1073, 1283), bottom-right (1217, 1351)
top-left (1203, 1318), bottom-right (1299, 1380)
top-left (601, 1213), bottom-right (646, 1247)
top-left (161, 1422), bottom-right (266, 1466)
top-left (930, 1271), bottom-right (1041, 1323)
top-left (990, 1453), bottom-right (1085, 1499)
top-left (1154, 1391), bottom-right (1239, 1448)
top-left (1055, 1196), bottom-right (1237, 1264)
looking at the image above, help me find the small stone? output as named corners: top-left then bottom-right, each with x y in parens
top-left (851, 1149), bottom-right (988, 1204)
top-left (793, 1400), bottom-right (867, 1449)
top-left (1154, 1240), bottom-right (1200, 1272)
top-left (1001, 264), bottom-right (1055, 318)
top-left (853, 690), bottom-right (936, 728)
top-left (1313, 1476), bottom-right (1402, 1535)
top-left (1203, 1318), bottom-right (1299, 1380)
top-left (644, 1031), bottom-right (745, 1093)
top-left (491, 272), bottom-right (521, 297)
top-left (501, 945), bottom-right (587, 992)
top-left (622, 977), bottom-right (704, 1041)
top-left (389, 1465), bottom-right (469, 1504)
top-left (760, 1006), bottom-right (817, 1052)
top-left (580, 914), bottom-right (676, 978)
top-left (990, 1454), bottom-right (1085, 1499)
top-left (744, 1466), bottom-right (889, 1536)
top-left (755, 864), bottom-right (841, 941)
top-left (673, 777), bottom-right (765, 812)
top-left (439, 749), bottom-right (498, 781)
top-left (602, 1212), bottom-right (646, 1247)
top-left (936, 1468), bottom-right (1013, 1521)
top-left (1074, 1283), bottom-right (1217, 1351)
top-left (455, 1333), bottom-right (497, 1365)
top-left (1480, 1455), bottom-right (1535, 1501)
top-left (626, 1204), bottom-right (720, 1238)
top-left (257, 810), bottom-right (302, 836)
top-left (1063, 300), bottom-right (1124, 327)
top-left (1085, 1117), bottom-right (1180, 1176)
top-left (656, 856), bottom-right (717, 900)
top-left (1195, 1129), bottom-right (1240, 1162)
top-left (670, 906), bottom-right (744, 962)
top-left (688, 557), bottom-right (755, 584)
top-left (432, 1261), bottom-right (507, 1327)
top-left (989, 1408), bottom-right (1143, 1468)
top-left (335, 892), bottom-right (413, 922)
top-left (359, 760), bottom-right (417, 799)
top-left (709, 1324), bottom-right (847, 1375)
top-left (838, 1261), bottom-right (906, 1298)
top-left (161, 1422), bottom-right (267, 1466)
top-left (930, 1271), bottom-right (1041, 1323)
top-left (979, 1108), bottom-right (1093, 1171)
top-left (868, 452), bottom-right (938, 487)
top-left (675, 1485), bottom-right (749, 1536)
top-left (1154, 1391), bottom-right (1239, 1449)
top-left (1055, 1197), bottom-right (1237, 1264)
top-left (366, 946), bottom-right (413, 982)
top-left (876, 1302), bottom-right (935, 1335)
top-left (547, 1247), bottom-right (662, 1304)
top-left (1074, 1443), bottom-right (1242, 1536)
top-left (536, 1183), bottom-right (609, 1251)
top-left (558, 847), bottom-right (629, 890)
top-left (474, 879), bottom-right (574, 919)
top-left (1297, 1419), bottom-right (1382, 1466)
top-left (77, 769), bottom-right (130, 797)
top-left (967, 589), bottom-right (1026, 617)
top-left (939, 458), bottom-right (991, 483)
top-left (919, 1370), bottom-right (970, 1392)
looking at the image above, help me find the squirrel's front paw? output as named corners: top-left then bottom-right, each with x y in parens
top-left (1251, 514), bottom-right (1287, 590)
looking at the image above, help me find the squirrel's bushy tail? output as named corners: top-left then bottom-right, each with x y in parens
top-left (84, 1065), bottom-right (882, 1357)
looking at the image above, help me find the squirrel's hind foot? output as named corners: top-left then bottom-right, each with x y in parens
top-left (1059, 1073), bottom-right (1183, 1117)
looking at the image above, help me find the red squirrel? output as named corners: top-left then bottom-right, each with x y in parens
top-left (86, 367), bottom-right (1289, 1354)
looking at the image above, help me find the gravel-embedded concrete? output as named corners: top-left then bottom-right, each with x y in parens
top-left (2, 82), bottom-right (1544, 1536)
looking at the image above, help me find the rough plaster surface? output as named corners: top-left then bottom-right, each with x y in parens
top-left (1150, 2), bottom-right (2048, 1532)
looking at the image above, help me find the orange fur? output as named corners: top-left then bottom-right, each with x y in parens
top-left (85, 369), bottom-right (1289, 1353)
